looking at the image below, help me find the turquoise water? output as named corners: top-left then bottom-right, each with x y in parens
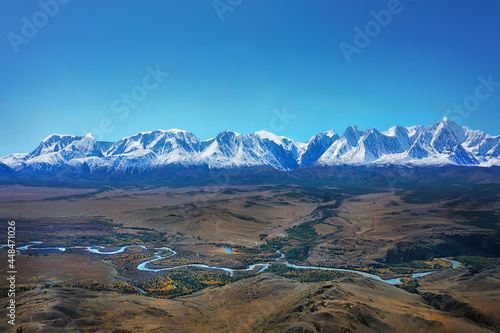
top-left (14, 241), bottom-right (453, 285)
top-left (442, 258), bottom-right (461, 269)
top-left (383, 272), bottom-right (434, 285)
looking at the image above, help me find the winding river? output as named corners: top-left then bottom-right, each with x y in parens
top-left (7, 241), bottom-right (459, 285)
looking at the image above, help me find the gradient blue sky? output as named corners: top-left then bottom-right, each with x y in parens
top-left (1, 0), bottom-right (500, 156)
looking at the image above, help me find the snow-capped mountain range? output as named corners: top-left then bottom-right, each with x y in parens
top-left (1, 118), bottom-right (500, 175)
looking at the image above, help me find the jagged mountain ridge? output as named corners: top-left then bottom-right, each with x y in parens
top-left (1, 118), bottom-right (500, 174)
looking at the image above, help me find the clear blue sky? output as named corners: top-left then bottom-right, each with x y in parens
top-left (1, 0), bottom-right (500, 156)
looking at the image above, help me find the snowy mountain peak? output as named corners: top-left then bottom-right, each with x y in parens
top-left (323, 129), bottom-right (337, 138)
top-left (252, 131), bottom-right (299, 153)
top-left (41, 133), bottom-right (76, 142)
top-left (343, 125), bottom-right (364, 146)
top-left (383, 125), bottom-right (406, 137)
top-left (30, 134), bottom-right (98, 158)
top-left (253, 130), bottom-right (288, 144)
top-left (216, 130), bottom-right (241, 140)
top-left (299, 130), bottom-right (340, 166)
top-left (166, 128), bottom-right (188, 133)
top-left (1, 119), bottom-right (499, 175)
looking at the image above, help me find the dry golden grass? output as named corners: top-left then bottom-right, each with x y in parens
top-left (0, 253), bottom-right (118, 285)
top-left (0, 274), bottom-right (493, 332)
top-left (1, 184), bottom-right (499, 332)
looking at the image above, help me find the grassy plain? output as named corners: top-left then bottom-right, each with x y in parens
top-left (0, 183), bottom-right (499, 332)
